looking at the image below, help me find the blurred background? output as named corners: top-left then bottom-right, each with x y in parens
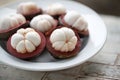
top-left (0, 0), bottom-right (120, 16)
top-left (76, 0), bottom-right (120, 16)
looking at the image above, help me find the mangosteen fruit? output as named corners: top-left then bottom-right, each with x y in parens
top-left (0, 13), bottom-right (29, 40)
top-left (7, 28), bottom-right (46, 59)
top-left (46, 27), bottom-right (81, 59)
top-left (17, 2), bottom-right (42, 21)
top-left (30, 14), bottom-right (58, 36)
top-left (59, 11), bottom-right (89, 37)
top-left (44, 3), bottom-right (66, 20)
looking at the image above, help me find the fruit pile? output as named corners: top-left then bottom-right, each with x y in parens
top-left (0, 2), bottom-right (89, 59)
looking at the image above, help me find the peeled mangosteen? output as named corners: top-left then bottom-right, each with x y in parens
top-left (0, 13), bottom-right (29, 40)
top-left (7, 28), bottom-right (46, 59)
top-left (59, 11), bottom-right (89, 37)
top-left (44, 3), bottom-right (66, 20)
top-left (46, 27), bottom-right (81, 59)
top-left (17, 2), bottom-right (42, 21)
top-left (30, 14), bottom-right (58, 36)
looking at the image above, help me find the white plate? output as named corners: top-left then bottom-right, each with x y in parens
top-left (0, 0), bottom-right (107, 71)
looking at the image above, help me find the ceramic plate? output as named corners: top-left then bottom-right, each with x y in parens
top-left (0, 0), bottom-right (107, 71)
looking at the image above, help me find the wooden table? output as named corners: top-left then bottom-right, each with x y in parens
top-left (0, 0), bottom-right (120, 80)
